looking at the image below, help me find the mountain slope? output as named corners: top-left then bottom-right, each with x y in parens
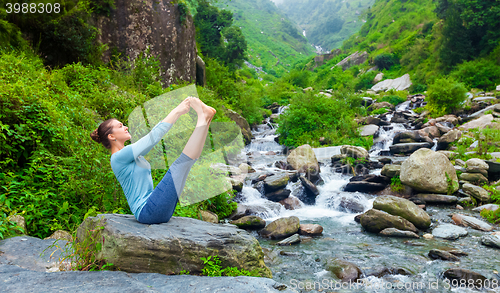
top-left (277, 0), bottom-right (375, 51)
top-left (215, 0), bottom-right (315, 76)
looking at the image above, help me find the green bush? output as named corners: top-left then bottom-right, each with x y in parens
top-left (451, 59), bottom-right (500, 91)
top-left (426, 77), bottom-right (467, 115)
top-left (355, 71), bottom-right (378, 91)
top-left (371, 108), bottom-right (388, 115)
top-left (276, 90), bottom-right (367, 148)
top-left (374, 53), bottom-right (398, 70)
top-left (381, 95), bottom-right (406, 106)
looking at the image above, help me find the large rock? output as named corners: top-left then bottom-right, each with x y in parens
top-left (389, 142), bottom-right (432, 155)
top-left (76, 214), bottom-right (271, 277)
top-left (264, 173), bottom-right (290, 193)
top-left (451, 214), bottom-right (493, 232)
top-left (411, 194), bottom-right (458, 205)
top-left (224, 108), bottom-right (254, 145)
top-left (432, 224), bottom-right (468, 240)
top-left (428, 249), bottom-right (460, 261)
top-left (96, 0), bottom-right (196, 86)
top-left (379, 228), bottom-right (419, 238)
top-left (481, 234), bottom-right (500, 249)
top-left (360, 124), bottom-right (379, 136)
top-left (359, 209), bottom-right (418, 233)
top-left (299, 224), bottom-right (323, 236)
top-left (335, 51), bottom-right (368, 70)
top-left (381, 164), bottom-right (401, 178)
top-left (0, 264), bottom-right (293, 293)
top-left (459, 173), bottom-right (488, 185)
top-left (373, 195), bottom-right (431, 230)
top-left (437, 129), bottom-right (462, 150)
top-left (287, 144), bottom-right (320, 175)
top-left (343, 181), bottom-right (387, 193)
top-left (230, 216), bottom-right (266, 230)
top-left (459, 114), bottom-right (494, 130)
top-left (443, 268), bottom-right (487, 287)
top-left (400, 148), bottom-right (459, 194)
top-left (340, 145), bottom-right (369, 160)
top-left (6, 215), bottom-right (27, 234)
top-left (259, 216), bottom-right (300, 239)
top-left (462, 183), bottom-right (490, 203)
top-left (371, 73), bottom-right (412, 92)
top-left (264, 188), bottom-right (291, 202)
top-left (465, 158), bottom-right (489, 172)
top-left (325, 258), bottom-right (362, 282)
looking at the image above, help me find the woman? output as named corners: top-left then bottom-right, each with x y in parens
top-left (90, 96), bottom-right (216, 224)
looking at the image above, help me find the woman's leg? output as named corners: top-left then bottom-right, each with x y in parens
top-left (182, 98), bottom-right (216, 160)
top-left (137, 99), bottom-right (216, 224)
top-left (137, 153), bottom-right (198, 224)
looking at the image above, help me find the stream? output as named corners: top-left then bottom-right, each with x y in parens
top-left (234, 103), bottom-right (500, 292)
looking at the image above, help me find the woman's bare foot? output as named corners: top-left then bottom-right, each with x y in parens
top-left (201, 103), bottom-right (216, 125)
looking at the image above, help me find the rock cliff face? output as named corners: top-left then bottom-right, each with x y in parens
top-left (95, 0), bottom-right (197, 86)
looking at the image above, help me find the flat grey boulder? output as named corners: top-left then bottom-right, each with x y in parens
top-left (481, 235), bottom-right (500, 249)
top-left (76, 214), bottom-right (272, 277)
top-left (462, 183), bottom-right (491, 203)
top-left (379, 228), bottom-right (419, 238)
top-left (473, 204), bottom-right (500, 213)
top-left (452, 214), bottom-right (493, 232)
top-left (371, 73), bottom-right (412, 92)
top-left (0, 236), bottom-right (69, 272)
top-left (360, 124), bottom-right (379, 136)
top-left (428, 249), bottom-right (460, 261)
top-left (0, 264), bottom-right (293, 293)
top-left (276, 234), bottom-right (301, 246)
top-left (411, 194), bottom-right (458, 205)
top-left (432, 224), bottom-right (468, 240)
top-left (381, 164), bottom-right (401, 178)
top-left (389, 142), bottom-right (432, 155)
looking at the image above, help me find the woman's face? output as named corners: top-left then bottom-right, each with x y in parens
top-left (109, 119), bottom-right (131, 142)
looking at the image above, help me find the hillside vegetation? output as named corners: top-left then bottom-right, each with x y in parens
top-left (214, 0), bottom-right (315, 76)
top-left (277, 0), bottom-right (375, 50)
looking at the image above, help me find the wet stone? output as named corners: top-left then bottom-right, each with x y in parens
top-left (432, 224), bottom-right (468, 240)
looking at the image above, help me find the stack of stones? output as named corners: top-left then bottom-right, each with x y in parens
top-left (457, 158), bottom-right (491, 204)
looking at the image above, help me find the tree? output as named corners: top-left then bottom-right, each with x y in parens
top-left (222, 26), bottom-right (247, 69)
top-left (194, 0), bottom-right (247, 70)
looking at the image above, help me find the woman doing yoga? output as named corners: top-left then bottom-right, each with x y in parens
top-left (90, 97), bottom-right (216, 224)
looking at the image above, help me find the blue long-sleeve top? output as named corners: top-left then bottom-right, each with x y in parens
top-left (110, 121), bottom-right (173, 219)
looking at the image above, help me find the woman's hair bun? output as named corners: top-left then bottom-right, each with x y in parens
top-left (90, 128), bottom-right (101, 143)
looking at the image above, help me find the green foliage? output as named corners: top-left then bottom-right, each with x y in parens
top-left (436, 0), bottom-right (500, 68)
top-left (390, 176), bottom-right (405, 193)
top-left (374, 53), bottom-right (398, 70)
top-left (276, 90), bottom-right (368, 148)
top-left (371, 108), bottom-right (388, 115)
top-left (285, 69), bottom-right (311, 88)
top-left (355, 71), bottom-right (377, 91)
top-left (212, 0), bottom-right (314, 77)
top-left (204, 58), bottom-right (263, 125)
top-left (451, 59), bottom-right (500, 91)
top-left (380, 95), bottom-right (406, 106)
top-left (195, 0), bottom-right (247, 70)
top-left (0, 213), bottom-right (24, 240)
top-left (452, 128), bottom-right (500, 162)
top-left (200, 255), bottom-right (261, 277)
top-left (46, 224), bottom-right (114, 271)
top-left (2, 0), bottom-right (107, 67)
top-left (426, 77), bottom-right (467, 115)
top-left (408, 83), bottom-right (427, 94)
top-left (177, 0), bottom-right (191, 25)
